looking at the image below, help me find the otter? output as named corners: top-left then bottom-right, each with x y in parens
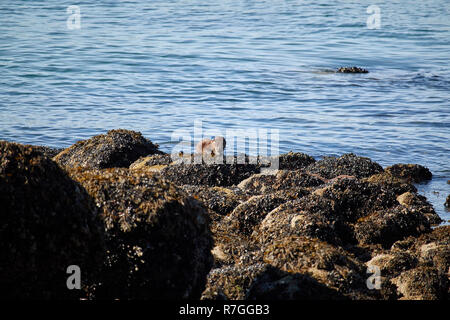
top-left (195, 136), bottom-right (226, 157)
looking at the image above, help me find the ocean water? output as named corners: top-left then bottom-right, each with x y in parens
top-left (1, 0), bottom-right (449, 222)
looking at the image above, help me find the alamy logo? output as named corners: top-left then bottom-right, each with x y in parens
top-left (366, 265), bottom-right (381, 290)
top-left (67, 5), bottom-right (81, 30)
top-left (366, 5), bottom-right (381, 29)
top-left (66, 265), bottom-right (81, 290)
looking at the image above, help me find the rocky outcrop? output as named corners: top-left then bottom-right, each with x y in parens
top-left (385, 164), bottom-right (432, 183)
top-left (337, 67), bottom-right (369, 73)
top-left (68, 167), bottom-right (213, 299)
top-left (0, 141), bottom-right (105, 299)
top-left (54, 129), bottom-right (161, 169)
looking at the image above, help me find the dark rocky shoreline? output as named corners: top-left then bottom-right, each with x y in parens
top-left (1, 129), bottom-right (448, 300)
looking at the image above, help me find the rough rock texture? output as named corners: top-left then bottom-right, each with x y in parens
top-left (445, 194), bottom-right (450, 208)
top-left (396, 191), bottom-right (442, 225)
top-left (68, 168), bottom-right (213, 299)
top-left (160, 163), bottom-right (261, 187)
top-left (246, 266), bottom-right (345, 300)
top-left (276, 152), bottom-right (316, 171)
top-left (0, 141), bottom-right (105, 299)
top-left (224, 192), bottom-right (299, 237)
top-left (181, 185), bottom-right (250, 218)
top-left (364, 172), bottom-right (417, 195)
top-left (385, 164), bottom-right (432, 183)
top-left (54, 129), bottom-right (161, 169)
top-left (129, 154), bottom-right (172, 170)
top-left (354, 206), bottom-right (431, 248)
top-left (306, 153), bottom-right (383, 179)
top-left (201, 263), bottom-right (271, 300)
top-left (237, 170), bottom-right (325, 195)
top-left (31, 145), bottom-right (65, 158)
top-left (263, 236), bottom-right (368, 296)
top-left (391, 267), bottom-right (447, 300)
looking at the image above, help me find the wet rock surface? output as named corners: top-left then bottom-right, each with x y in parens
top-left (0, 141), bottom-right (105, 299)
top-left (2, 135), bottom-right (447, 300)
top-left (337, 66), bottom-right (369, 73)
top-left (54, 129), bottom-right (161, 169)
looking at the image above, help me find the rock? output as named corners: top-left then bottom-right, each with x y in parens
top-left (391, 266), bottom-right (447, 300)
top-left (201, 263), bottom-right (271, 300)
top-left (54, 129), bottom-right (161, 169)
top-left (0, 141), bottom-right (105, 299)
top-left (392, 226), bottom-right (450, 275)
top-left (396, 192), bottom-right (442, 225)
top-left (354, 205), bottom-right (431, 248)
top-left (223, 192), bottom-right (299, 237)
top-left (254, 195), bottom-right (351, 246)
top-left (320, 178), bottom-right (398, 223)
top-left (276, 152), bottom-right (316, 171)
top-left (68, 167), bottom-right (213, 299)
top-left (129, 154), bottom-right (172, 170)
top-left (31, 145), bottom-right (65, 158)
top-left (246, 266), bottom-right (344, 300)
top-left (181, 185), bottom-right (250, 218)
top-left (366, 252), bottom-right (418, 278)
top-left (337, 67), bottom-right (369, 74)
top-left (306, 153), bottom-right (383, 179)
top-left (445, 194), bottom-right (450, 208)
top-left (160, 162), bottom-right (261, 187)
top-left (385, 164), bottom-right (432, 183)
top-left (364, 172), bottom-right (417, 195)
top-left (263, 236), bottom-right (367, 295)
top-left (237, 170), bottom-right (325, 195)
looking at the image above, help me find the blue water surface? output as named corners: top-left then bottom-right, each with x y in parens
top-left (0, 0), bottom-right (449, 221)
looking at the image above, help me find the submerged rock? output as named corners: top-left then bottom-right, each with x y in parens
top-left (306, 153), bottom-right (383, 179)
top-left (385, 164), bottom-right (432, 183)
top-left (445, 194), bottom-right (450, 208)
top-left (0, 141), bottom-right (105, 299)
top-left (337, 67), bottom-right (369, 73)
top-left (54, 129), bottom-right (161, 169)
top-left (68, 167), bottom-right (213, 299)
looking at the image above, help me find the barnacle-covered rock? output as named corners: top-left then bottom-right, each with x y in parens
top-left (354, 205), bottom-right (431, 248)
top-left (68, 168), bottom-right (213, 299)
top-left (263, 236), bottom-right (368, 296)
top-left (181, 185), bottom-right (250, 218)
top-left (306, 153), bottom-right (383, 179)
top-left (54, 129), bottom-right (161, 169)
top-left (276, 152), bottom-right (316, 171)
top-left (201, 263), bottom-right (271, 300)
top-left (385, 164), bottom-right (432, 183)
top-left (0, 141), bottom-right (105, 299)
top-left (160, 162), bottom-right (260, 187)
top-left (391, 266), bottom-right (447, 300)
top-left (237, 170), bottom-right (325, 195)
top-left (254, 195), bottom-right (351, 246)
top-left (223, 192), bottom-right (301, 237)
top-left (129, 153), bottom-right (172, 170)
top-left (364, 172), bottom-right (417, 195)
top-left (246, 266), bottom-right (344, 300)
top-left (396, 192), bottom-right (442, 225)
